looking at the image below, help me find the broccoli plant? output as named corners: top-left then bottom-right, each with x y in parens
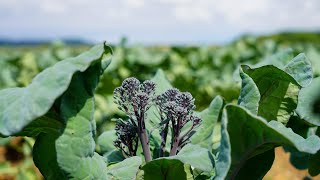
top-left (113, 78), bottom-right (155, 162)
top-left (155, 88), bottom-right (201, 156)
top-left (113, 78), bottom-right (202, 162)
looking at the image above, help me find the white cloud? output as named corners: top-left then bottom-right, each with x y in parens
top-left (124, 0), bottom-right (145, 8)
top-left (41, 0), bottom-right (68, 14)
top-left (0, 0), bottom-right (319, 44)
top-left (173, 5), bottom-right (213, 23)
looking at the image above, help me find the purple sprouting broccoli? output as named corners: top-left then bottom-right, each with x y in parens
top-left (113, 77), bottom-right (202, 161)
top-left (156, 88), bottom-right (202, 156)
top-left (113, 78), bottom-right (155, 162)
top-left (114, 119), bottom-right (138, 157)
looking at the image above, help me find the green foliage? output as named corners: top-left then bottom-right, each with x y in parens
top-left (239, 52), bottom-right (312, 124)
top-left (1, 33), bottom-right (320, 179)
top-left (107, 156), bottom-right (142, 179)
top-left (191, 96), bottom-right (224, 149)
top-left (296, 77), bottom-right (320, 126)
top-left (0, 44), bottom-right (141, 179)
top-left (141, 144), bottom-right (214, 179)
top-left (215, 105), bottom-right (320, 179)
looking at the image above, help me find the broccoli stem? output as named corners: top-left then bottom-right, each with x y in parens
top-left (137, 110), bottom-right (152, 162)
top-left (159, 121), bottom-right (169, 157)
top-left (170, 117), bottom-right (182, 156)
top-left (169, 137), bottom-right (179, 156)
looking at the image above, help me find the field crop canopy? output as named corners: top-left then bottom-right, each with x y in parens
top-left (0, 38), bottom-right (320, 179)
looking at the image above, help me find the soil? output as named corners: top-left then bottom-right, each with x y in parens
top-left (264, 147), bottom-right (320, 180)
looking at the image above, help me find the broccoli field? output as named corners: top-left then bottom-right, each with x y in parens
top-left (0, 32), bottom-right (320, 179)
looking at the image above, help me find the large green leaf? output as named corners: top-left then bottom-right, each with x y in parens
top-left (309, 150), bottom-right (320, 176)
top-left (240, 53), bottom-right (312, 124)
top-left (191, 96), bottom-right (224, 149)
top-left (214, 107), bottom-right (231, 180)
top-left (141, 159), bottom-right (193, 180)
top-left (284, 115), bottom-right (317, 171)
top-left (308, 129), bottom-right (320, 176)
top-left (169, 144), bottom-right (214, 172)
top-left (237, 68), bottom-right (260, 115)
top-left (33, 132), bottom-right (67, 179)
top-left (15, 115), bottom-right (63, 137)
top-left (242, 65), bottom-right (299, 124)
top-left (0, 43), bottom-right (112, 136)
top-left (288, 129), bottom-right (320, 177)
top-left (141, 144), bottom-right (213, 179)
top-left (284, 114), bottom-right (318, 171)
top-left (4, 44), bottom-right (113, 179)
top-left (296, 77), bottom-right (320, 126)
top-left (309, 143), bottom-right (320, 177)
top-left (215, 105), bottom-right (320, 179)
top-left (107, 156), bottom-right (142, 179)
top-left (235, 149), bottom-right (275, 179)
top-left (55, 63), bottom-right (108, 179)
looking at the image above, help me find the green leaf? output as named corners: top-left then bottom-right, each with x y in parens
top-left (284, 53), bottom-right (313, 87)
top-left (215, 104), bottom-right (320, 179)
top-left (296, 77), bottom-right (320, 126)
top-left (142, 144), bottom-right (214, 179)
top-left (309, 150), bottom-right (320, 176)
top-left (309, 129), bottom-right (320, 176)
top-left (97, 130), bottom-right (117, 154)
top-left (285, 119), bottom-right (320, 175)
top-left (242, 65), bottom-right (300, 124)
top-left (285, 115), bottom-right (317, 171)
top-left (237, 68), bottom-right (260, 115)
top-left (151, 69), bottom-right (173, 95)
top-left (141, 159), bottom-right (193, 180)
top-left (191, 96), bottom-right (224, 149)
top-left (107, 156), bottom-right (142, 180)
top-left (15, 45), bottom-right (114, 179)
top-left (241, 53), bottom-right (312, 124)
top-left (15, 115), bottom-right (63, 137)
top-left (33, 132), bottom-right (67, 179)
top-left (0, 43), bottom-right (112, 136)
top-left (168, 144), bottom-right (214, 172)
top-left (103, 150), bottom-right (126, 164)
top-left (55, 63), bottom-right (108, 179)
top-left (287, 147), bottom-right (310, 170)
top-left (235, 149), bottom-right (275, 179)
top-left (214, 107), bottom-right (231, 180)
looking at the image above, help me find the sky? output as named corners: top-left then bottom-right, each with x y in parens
top-left (0, 0), bottom-right (319, 44)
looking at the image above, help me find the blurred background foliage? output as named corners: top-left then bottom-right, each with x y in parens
top-left (0, 32), bottom-right (320, 179)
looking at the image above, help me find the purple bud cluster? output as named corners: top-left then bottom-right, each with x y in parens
top-left (156, 88), bottom-right (202, 156)
top-left (114, 119), bottom-right (138, 156)
top-left (156, 88), bottom-right (200, 130)
top-left (114, 77), bottom-right (155, 116)
top-left (113, 77), bottom-right (155, 159)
